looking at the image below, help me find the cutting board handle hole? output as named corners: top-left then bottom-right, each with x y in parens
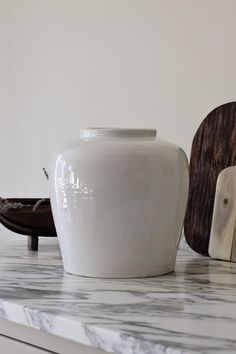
top-left (223, 198), bottom-right (228, 205)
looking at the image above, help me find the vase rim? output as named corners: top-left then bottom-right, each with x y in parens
top-left (80, 128), bottom-right (157, 139)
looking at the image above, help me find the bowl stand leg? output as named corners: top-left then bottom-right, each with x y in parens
top-left (28, 236), bottom-right (38, 251)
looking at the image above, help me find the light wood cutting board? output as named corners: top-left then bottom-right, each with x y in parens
top-left (209, 166), bottom-right (236, 262)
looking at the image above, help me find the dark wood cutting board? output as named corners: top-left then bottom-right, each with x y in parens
top-left (184, 102), bottom-right (236, 255)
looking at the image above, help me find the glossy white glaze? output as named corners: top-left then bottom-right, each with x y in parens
top-left (0, 240), bottom-right (236, 354)
top-left (50, 128), bottom-right (189, 277)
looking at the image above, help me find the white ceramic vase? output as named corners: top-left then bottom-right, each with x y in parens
top-left (50, 128), bottom-right (189, 278)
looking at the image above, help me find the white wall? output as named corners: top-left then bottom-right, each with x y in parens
top-left (1, 0), bottom-right (236, 242)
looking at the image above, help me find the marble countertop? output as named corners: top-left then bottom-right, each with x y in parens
top-left (0, 239), bottom-right (236, 354)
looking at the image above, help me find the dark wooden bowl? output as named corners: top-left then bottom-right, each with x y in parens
top-left (0, 198), bottom-right (57, 251)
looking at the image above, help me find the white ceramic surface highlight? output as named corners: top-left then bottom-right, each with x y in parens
top-left (50, 128), bottom-right (189, 278)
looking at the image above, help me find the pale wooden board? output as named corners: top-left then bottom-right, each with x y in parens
top-left (209, 166), bottom-right (236, 262)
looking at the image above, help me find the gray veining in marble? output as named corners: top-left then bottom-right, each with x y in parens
top-left (0, 238), bottom-right (235, 354)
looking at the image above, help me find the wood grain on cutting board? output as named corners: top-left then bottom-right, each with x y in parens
top-left (209, 166), bottom-right (236, 261)
top-left (184, 102), bottom-right (236, 255)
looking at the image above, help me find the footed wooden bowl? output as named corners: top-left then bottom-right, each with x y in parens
top-left (0, 198), bottom-right (57, 251)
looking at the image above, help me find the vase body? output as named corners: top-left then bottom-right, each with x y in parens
top-left (50, 128), bottom-right (189, 278)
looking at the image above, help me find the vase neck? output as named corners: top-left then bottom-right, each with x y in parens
top-left (79, 128), bottom-right (157, 140)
